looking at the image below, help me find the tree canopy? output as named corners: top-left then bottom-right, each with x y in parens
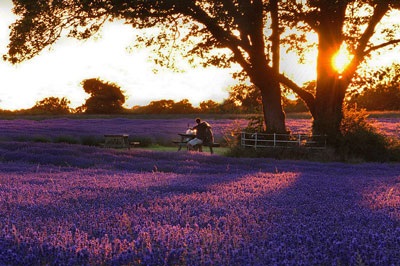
top-left (4, 0), bottom-right (400, 142)
top-left (133, 99), bottom-right (196, 114)
top-left (80, 78), bottom-right (126, 114)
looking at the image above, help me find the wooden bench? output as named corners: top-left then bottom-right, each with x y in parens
top-left (173, 133), bottom-right (219, 154)
top-left (173, 133), bottom-right (195, 151)
top-left (173, 141), bottom-right (220, 154)
top-left (197, 142), bottom-right (220, 154)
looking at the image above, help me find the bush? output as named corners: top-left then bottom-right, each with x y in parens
top-left (337, 108), bottom-right (392, 162)
top-left (80, 135), bottom-right (104, 146)
top-left (53, 135), bottom-right (80, 145)
top-left (33, 135), bottom-right (51, 143)
top-left (386, 138), bottom-right (400, 162)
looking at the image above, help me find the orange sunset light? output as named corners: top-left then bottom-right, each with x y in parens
top-left (332, 44), bottom-right (353, 74)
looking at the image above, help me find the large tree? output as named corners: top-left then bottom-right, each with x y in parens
top-left (81, 78), bottom-right (126, 114)
top-left (279, 0), bottom-right (400, 141)
top-left (4, 0), bottom-right (400, 140)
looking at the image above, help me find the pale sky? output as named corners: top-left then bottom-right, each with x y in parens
top-left (0, 1), bottom-right (398, 111)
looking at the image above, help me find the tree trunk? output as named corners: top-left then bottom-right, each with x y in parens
top-left (313, 77), bottom-right (346, 144)
top-left (251, 0), bottom-right (286, 134)
top-left (257, 77), bottom-right (287, 133)
top-left (312, 42), bottom-right (348, 143)
top-left (312, 5), bottom-right (348, 144)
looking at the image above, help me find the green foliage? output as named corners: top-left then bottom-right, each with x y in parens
top-left (80, 78), bottom-right (126, 114)
top-left (337, 108), bottom-right (391, 162)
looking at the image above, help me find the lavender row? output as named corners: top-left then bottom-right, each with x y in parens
top-left (0, 141), bottom-right (399, 264)
top-left (0, 117), bottom-right (397, 145)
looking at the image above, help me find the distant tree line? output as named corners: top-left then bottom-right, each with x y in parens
top-left (1, 67), bottom-right (400, 116)
top-left (348, 63), bottom-right (400, 111)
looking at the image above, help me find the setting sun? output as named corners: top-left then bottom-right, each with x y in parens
top-left (332, 44), bottom-right (353, 74)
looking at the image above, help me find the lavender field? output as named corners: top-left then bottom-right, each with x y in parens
top-left (0, 117), bottom-right (399, 265)
top-left (0, 116), bottom-right (398, 146)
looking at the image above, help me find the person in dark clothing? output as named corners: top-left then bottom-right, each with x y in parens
top-left (187, 118), bottom-right (213, 151)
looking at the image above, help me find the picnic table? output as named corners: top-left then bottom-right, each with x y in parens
top-left (172, 133), bottom-right (220, 154)
top-left (173, 133), bottom-right (195, 151)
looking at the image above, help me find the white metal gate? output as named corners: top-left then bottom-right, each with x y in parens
top-left (240, 132), bottom-right (327, 149)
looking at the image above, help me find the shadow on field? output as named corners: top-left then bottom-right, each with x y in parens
top-left (1, 142), bottom-right (400, 264)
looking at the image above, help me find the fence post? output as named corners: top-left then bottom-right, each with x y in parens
top-left (298, 134), bottom-right (301, 146)
top-left (273, 133), bottom-right (276, 147)
top-left (254, 132), bottom-right (258, 149)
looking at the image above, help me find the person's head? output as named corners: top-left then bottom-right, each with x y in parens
top-left (195, 118), bottom-right (201, 124)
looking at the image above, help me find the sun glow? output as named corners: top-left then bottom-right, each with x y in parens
top-left (332, 44), bottom-right (353, 74)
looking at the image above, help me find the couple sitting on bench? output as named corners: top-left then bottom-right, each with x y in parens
top-left (187, 118), bottom-right (214, 153)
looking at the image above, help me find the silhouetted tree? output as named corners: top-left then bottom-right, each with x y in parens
top-left (80, 78), bottom-right (126, 114)
top-left (30, 96), bottom-right (71, 115)
top-left (172, 99), bottom-right (196, 113)
top-left (219, 99), bottom-right (240, 114)
top-left (141, 99), bottom-right (175, 114)
top-left (280, 1), bottom-right (400, 141)
top-left (282, 98), bottom-right (308, 113)
top-left (199, 100), bottom-right (220, 113)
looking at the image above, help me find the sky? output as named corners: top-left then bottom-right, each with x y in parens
top-left (0, 1), bottom-right (399, 111)
top-left (0, 1), bottom-right (241, 111)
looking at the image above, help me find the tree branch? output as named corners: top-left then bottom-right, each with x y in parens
top-left (180, 3), bottom-right (253, 73)
top-left (277, 73), bottom-right (316, 116)
top-left (363, 39), bottom-right (400, 55)
top-left (344, 4), bottom-right (390, 83)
